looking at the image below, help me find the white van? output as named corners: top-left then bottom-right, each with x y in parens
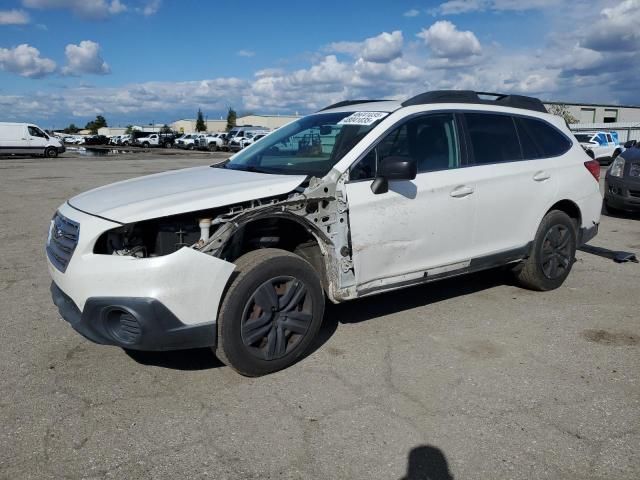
top-left (0, 122), bottom-right (65, 158)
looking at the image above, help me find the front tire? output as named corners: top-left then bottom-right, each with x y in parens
top-left (216, 248), bottom-right (325, 376)
top-left (514, 210), bottom-right (577, 291)
top-left (45, 147), bottom-right (58, 158)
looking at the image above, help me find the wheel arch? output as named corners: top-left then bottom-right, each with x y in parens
top-left (546, 199), bottom-right (582, 230)
top-left (219, 214), bottom-right (331, 292)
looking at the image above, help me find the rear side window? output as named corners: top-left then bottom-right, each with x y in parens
top-left (464, 113), bottom-right (522, 165)
top-left (515, 117), bottom-right (572, 159)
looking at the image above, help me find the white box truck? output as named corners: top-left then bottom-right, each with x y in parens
top-left (0, 122), bottom-right (65, 158)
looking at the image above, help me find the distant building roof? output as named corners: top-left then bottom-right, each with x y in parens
top-left (545, 101), bottom-right (640, 109)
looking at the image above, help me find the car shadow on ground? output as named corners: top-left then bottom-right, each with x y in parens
top-left (124, 268), bottom-right (510, 372)
top-left (123, 347), bottom-right (224, 371)
top-left (309, 267), bottom-right (510, 356)
top-left (579, 244), bottom-right (638, 263)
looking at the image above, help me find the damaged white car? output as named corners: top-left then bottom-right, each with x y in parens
top-left (47, 90), bottom-right (602, 376)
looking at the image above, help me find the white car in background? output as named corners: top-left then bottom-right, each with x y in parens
top-left (574, 131), bottom-right (623, 165)
top-left (0, 122), bottom-right (65, 157)
top-left (197, 133), bottom-right (225, 151)
top-left (47, 90), bottom-right (601, 376)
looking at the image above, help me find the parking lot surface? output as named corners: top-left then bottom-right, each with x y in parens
top-left (1, 152), bottom-right (639, 479)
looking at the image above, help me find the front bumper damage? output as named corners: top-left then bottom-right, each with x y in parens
top-left (50, 283), bottom-right (218, 350)
top-left (47, 203), bottom-right (236, 350)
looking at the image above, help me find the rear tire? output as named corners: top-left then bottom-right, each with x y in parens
top-left (215, 248), bottom-right (325, 376)
top-left (514, 210), bottom-right (577, 291)
top-left (45, 147), bottom-right (58, 158)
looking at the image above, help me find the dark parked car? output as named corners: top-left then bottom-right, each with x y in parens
top-left (83, 135), bottom-right (110, 146)
top-left (604, 141), bottom-right (640, 213)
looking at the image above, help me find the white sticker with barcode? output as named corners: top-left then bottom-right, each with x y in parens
top-left (337, 111), bottom-right (388, 126)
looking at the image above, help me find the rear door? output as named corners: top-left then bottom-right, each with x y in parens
top-left (463, 112), bottom-right (566, 258)
top-left (346, 112), bottom-right (478, 293)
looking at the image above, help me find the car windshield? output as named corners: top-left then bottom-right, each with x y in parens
top-left (220, 111), bottom-right (387, 176)
top-left (574, 134), bottom-right (594, 143)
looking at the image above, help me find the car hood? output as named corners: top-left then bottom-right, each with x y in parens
top-left (68, 165), bottom-right (307, 224)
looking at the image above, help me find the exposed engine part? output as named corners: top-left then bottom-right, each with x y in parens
top-left (198, 218), bottom-right (212, 247)
top-left (112, 245), bottom-right (146, 258)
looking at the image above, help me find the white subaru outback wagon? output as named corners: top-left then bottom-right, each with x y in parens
top-left (47, 90), bottom-right (602, 376)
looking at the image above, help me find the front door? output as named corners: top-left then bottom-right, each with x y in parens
top-left (345, 112), bottom-right (477, 294)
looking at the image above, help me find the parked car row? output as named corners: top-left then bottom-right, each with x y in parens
top-left (173, 128), bottom-right (272, 152)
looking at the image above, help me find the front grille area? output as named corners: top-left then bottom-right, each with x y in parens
top-left (46, 212), bottom-right (80, 273)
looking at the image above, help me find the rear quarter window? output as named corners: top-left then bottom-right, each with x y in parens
top-left (464, 113), bottom-right (522, 164)
top-left (515, 117), bottom-right (572, 159)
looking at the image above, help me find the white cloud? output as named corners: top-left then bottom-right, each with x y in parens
top-left (62, 40), bottom-right (110, 75)
top-left (237, 49), bottom-right (255, 57)
top-left (141, 0), bottom-right (160, 16)
top-left (362, 31), bottom-right (403, 63)
top-left (403, 8), bottom-right (420, 17)
top-left (0, 9), bottom-right (30, 25)
top-left (21, 0), bottom-right (128, 19)
top-left (327, 30), bottom-right (403, 63)
top-left (417, 21), bottom-right (482, 58)
top-left (108, 0), bottom-right (127, 14)
top-left (0, 44), bottom-right (56, 78)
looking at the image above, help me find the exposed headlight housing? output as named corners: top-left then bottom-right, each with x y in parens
top-left (609, 156), bottom-right (625, 177)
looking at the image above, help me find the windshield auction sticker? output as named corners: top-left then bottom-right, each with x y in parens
top-left (337, 111), bottom-right (388, 126)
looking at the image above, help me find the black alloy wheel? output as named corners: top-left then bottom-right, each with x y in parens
top-left (215, 248), bottom-right (325, 376)
top-left (540, 225), bottom-right (572, 279)
top-left (513, 209), bottom-right (577, 291)
top-left (241, 276), bottom-right (313, 361)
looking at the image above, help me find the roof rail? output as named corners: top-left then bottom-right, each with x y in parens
top-left (401, 90), bottom-right (548, 113)
top-left (318, 99), bottom-right (388, 112)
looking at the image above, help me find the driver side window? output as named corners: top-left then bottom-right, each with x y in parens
top-left (28, 126), bottom-right (46, 138)
top-left (350, 113), bottom-right (460, 180)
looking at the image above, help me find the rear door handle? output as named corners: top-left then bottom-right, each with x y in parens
top-left (450, 186), bottom-right (474, 198)
top-left (533, 171), bottom-right (551, 182)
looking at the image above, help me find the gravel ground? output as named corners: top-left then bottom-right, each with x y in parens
top-left (0, 150), bottom-right (638, 479)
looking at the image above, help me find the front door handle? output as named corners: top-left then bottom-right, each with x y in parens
top-left (450, 186), bottom-right (474, 198)
top-left (533, 171), bottom-right (551, 182)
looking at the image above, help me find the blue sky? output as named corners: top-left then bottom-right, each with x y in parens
top-left (1, 0), bottom-right (639, 129)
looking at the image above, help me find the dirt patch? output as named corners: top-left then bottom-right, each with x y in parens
top-left (581, 329), bottom-right (639, 346)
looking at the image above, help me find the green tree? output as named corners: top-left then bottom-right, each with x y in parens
top-left (85, 115), bottom-right (108, 133)
top-left (125, 125), bottom-right (134, 134)
top-left (160, 124), bottom-right (172, 133)
top-left (195, 109), bottom-right (207, 132)
top-left (547, 104), bottom-right (578, 124)
top-left (226, 107), bottom-right (237, 132)
top-left (63, 123), bottom-right (79, 134)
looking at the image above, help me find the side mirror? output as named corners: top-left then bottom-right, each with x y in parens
top-left (624, 140), bottom-right (637, 148)
top-left (371, 156), bottom-right (417, 194)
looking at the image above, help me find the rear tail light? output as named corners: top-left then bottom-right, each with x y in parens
top-left (584, 160), bottom-right (600, 182)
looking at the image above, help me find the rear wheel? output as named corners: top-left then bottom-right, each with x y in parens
top-left (216, 248), bottom-right (325, 376)
top-left (514, 210), bottom-right (577, 291)
top-left (45, 147), bottom-right (58, 158)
